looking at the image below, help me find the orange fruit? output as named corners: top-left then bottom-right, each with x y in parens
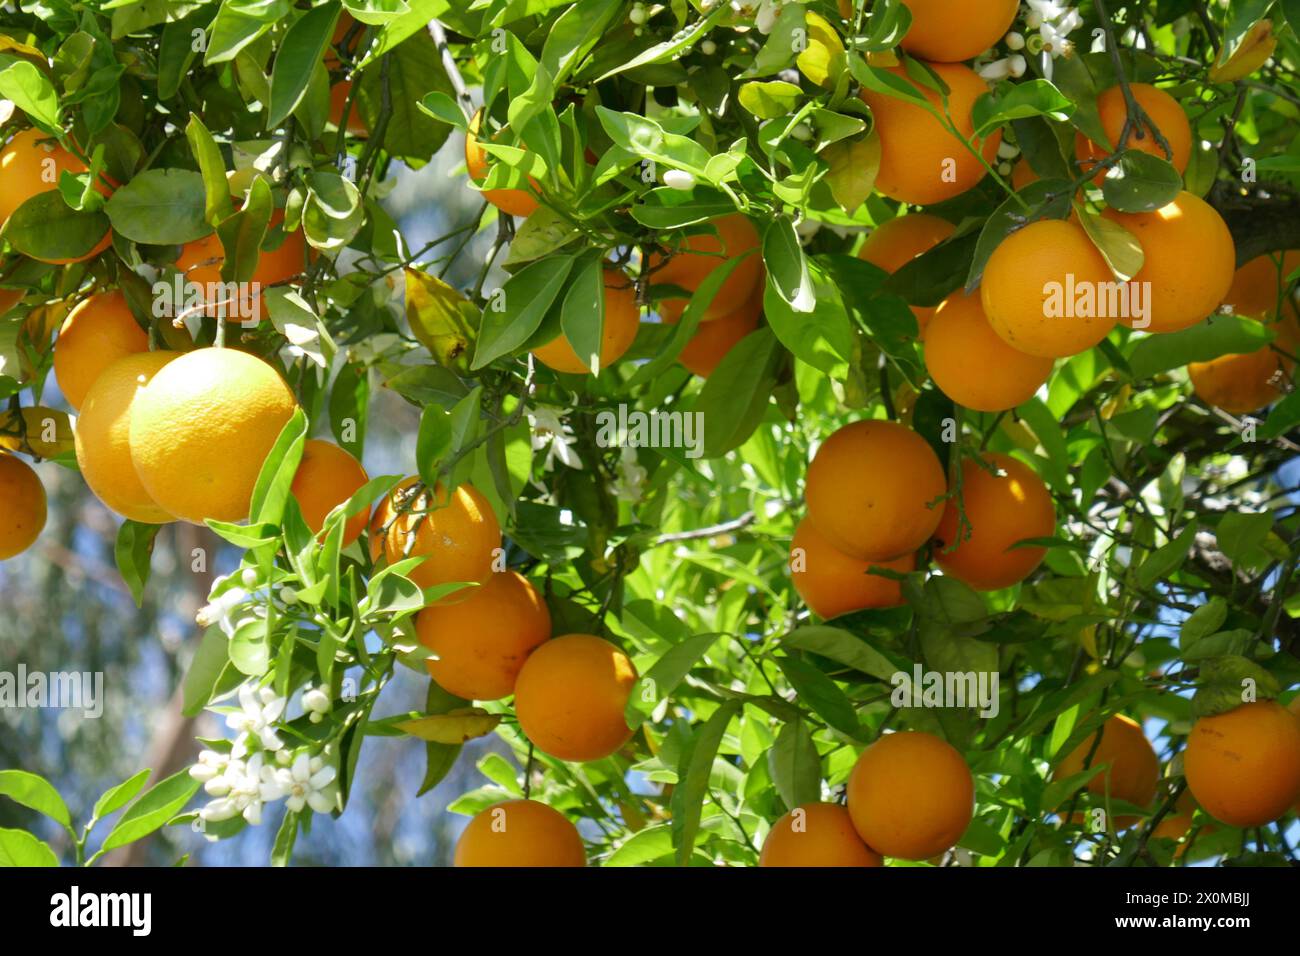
top-left (1219, 251), bottom-right (1300, 321)
top-left (790, 517), bottom-right (912, 619)
top-left (648, 213), bottom-right (764, 321)
top-left (416, 569), bottom-right (552, 701)
top-left (368, 478), bottom-right (501, 596)
top-left (174, 212), bottom-right (308, 322)
top-left (1188, 317), bottom-right (1298, 414)
top-left (74, 351), bottom-right (179, 524)
top-left (328, 81), bottom-right (369, 136)
top-left (925, 290), bottom-right (1054, 411)
top-left (898, 0), bottom-right (1019, 63)
top-left (129, 347), bottom-right (298, 524)
top-left (759, 803), bottom-right (883, 867)
top-left (0, 128), bottom-right (111, 264)
top-left (980, 218), bottom-right (1118, 358)
top-left (1099, 191), bottom-right (1235, 333)
top-left (805, 419), bottom-right (947, 562)
top-left (531, 269), bottom-right (641, 374)
top-left (858, 213), bottom-right (955, 333)
top-left (513, 633), bottom-right (637, 762)
top-left (453, 799), bottom-right (586, 867)
top-left (465, 110), bottom-right (538, 219)
top-left (859, 62), bottom-right (1000, 206)
top-left (1010, 158), bottom-right (1038, 190)
top-left (0, 453), bottom-right (46, 560)
top-left (1184, 699), bottom-right (1300, 828)
top-left (662, 282), bottom-right (763, 377)
top-left (289, 438), bottom-right (370, 546)
top-left (846, 730), bottom-right (974, 860)
top-left (1055, 714), bottom-right (1159, 828)
top-left (932, 452), bottom-right (1055, 591)
top-left (1076, 84), bottom-right (1191, 182)
top-left (53, 290), bottom-right (149, 411)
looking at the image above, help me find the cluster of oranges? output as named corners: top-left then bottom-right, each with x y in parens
top-left (1051, 699), bottom-right (1300, 849)
top-left (792, 418), bottom-right (1057, 618)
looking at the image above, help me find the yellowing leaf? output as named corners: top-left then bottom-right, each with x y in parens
top-left (796, 11), bottom-right (846, 89)
top-left (395, 707), bottom-right (501, 743)
top-left (1075, 205), bottom-right (1145, 282)
top-left (821, 131), bottom-right (880, 213)
top-left (0, 406), bottom-right (75, 458)
top-left (404, 268), bottom-right (480, 375)
top-left (1209, 20), bottom-right (1276, 83)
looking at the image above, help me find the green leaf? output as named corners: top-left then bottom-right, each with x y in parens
top-left (182, 625), bottom-right (234, 717)
top-left (0, 770), bottom-right (72, 830)
top-left (1127, 315), bottom-right (1274, 380)
top-left (1135, 521), bottom-right (1199, 588)
top-left (0, 828), bottom-right (59, 866)
top-left (738, 80), bottom-right (803, 119)
top-left (471, 254), bottom-right (574, 369)
top-left (0, 60), bottom-right (61, 134)
top-left (595, 106), bottom-right (712, 175)
top-left (767, 717), bottom-right (821, 811)
top-left (249, 408), bottom-right (309, 526)
top-left (268, 2), bottom-right (341, 128)
top-left (105, 168), bottom-right (211, 244)
top-left (1100, 150), bottom-right (1184, 214)
top-left (185, 114), bottom-right (235, 226)
top-left (670, 699), bottom-right (739, 865)
top-left (92, 770), bottom-right (153, 823)
top-left (418, 680), bottom-right (468, 796)
top-left (783, 625), bottom-right (901, 681)
top-left (626, 633), bottom-right (724, 728)
top-left (1216, 510), bottom-right (1274, 567)
top-left (972, 79), bottom-right (1074, 137)
top-left (698, 327), bottom-right (781, 457)
top-left (3, 192), bottom-right (109, 262)
top-left (560, 255), bottom-right (606, 374)
top-left (115, 520), bottom-right (160, 608)
top-left (763, 217), bottom-right (815, 312)
top-left (357, 27), bottom-right (455, 166)
top-left (776, 656), bottom-right (861, 738)
top-left (302, 171), bottom-right (365, 252)
top-left (98, 770), bottom-right (202, 855)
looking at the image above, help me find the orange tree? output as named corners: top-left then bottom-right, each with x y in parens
top-left (1, 0), bottom-right (1300, 868)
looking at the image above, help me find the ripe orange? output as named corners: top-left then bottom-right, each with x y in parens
top-left (898, 0), bottom-right (1018, 63)
top-left (980, 218), bottom-right (1117, 358)
top-left (648, 213), bottom-right (764, 321)
top-left (1055, 714), bottom-right (1158, 827)
top-left (53, 290), bottom-right (149, 411)
top-left (465, 110), bottom-right (538, 219)
top-left (932, 453), bottom-right (1055, 591)
top-left (925, 290), bottom-right (1054, 411)
top-left (129, 347), bottom-right (298, 524)
top-left (790, 517), bottom-right (912, 619)
top-left (513, 633), bottom-right (637, 762)
top-left (74, 351), bottom-right (179, 524)
top-left (416, 569), bottom-right (552, 701)
top-left (1219, 251), bottom-right (1300, 321)
top-left (846, 730), bottom-right (974, 860)
top-left (1188, 316), bottom-right (1298, 414)
top-left (805, 419), bottom-right (947, 562)
top-left (859, 62), bottom-right (1000, 206)
top-left (663, 283), bottom-right (762, 377)
top-left (858, 213), bottom-right (955, 333)
top-left (1010, 158), bottom-right (1038, 190)
top-left (0, 453), bottom-right (46, 560)
top-left (453, 799), bottom-right (586, 867)
top-left (759, 802), bottom-right (883, 867)
top-left (1076, 84), bottom-right (1191, 181)
top-left (0, 128), bottom-right (111, 264)
top-left (289, 438), bottom-right (369, 545)
top-left (531, 269), bottom-right (641, 374)
top-left (174, 212), bottom-right (308, 322)
top-left (368, 478), bottom-right (501, 596)
top-left (328, 81), bottom-right (369, 136)
top-left (1099, 191), bottom-right (1235, 333)
top-left (1184, 699), bottom-right (1300, 828)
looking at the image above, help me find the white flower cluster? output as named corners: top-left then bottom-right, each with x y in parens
top-left (530, 405), bottom-right (583, 472)
top-left (980, 1), bottom-right (1083, 83)
top-left (189, 682), bottom-right (339, 830)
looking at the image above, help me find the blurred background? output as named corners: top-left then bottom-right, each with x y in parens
top-left (0, 143), bottom-right (515, 866)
